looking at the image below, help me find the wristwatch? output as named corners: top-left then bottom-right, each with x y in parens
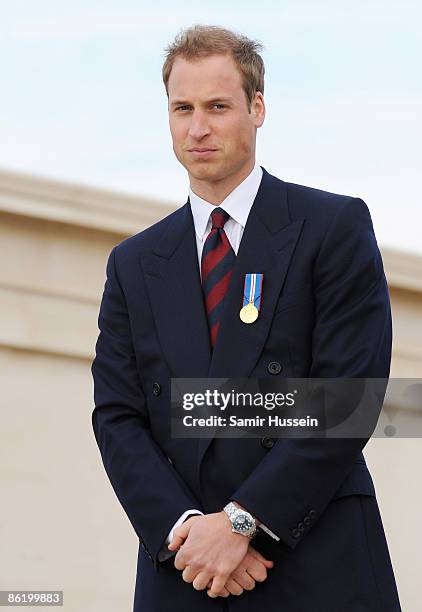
top-left (223, 502), bottom-right (257, 539)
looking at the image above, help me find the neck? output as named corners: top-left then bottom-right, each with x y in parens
top-left (189, 158), bottom-right (255, 205)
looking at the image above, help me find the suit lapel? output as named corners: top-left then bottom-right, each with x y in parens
top-left (141, 202), bottom-right (211, 378)
top-left (198, 168), bottom-right (305, 465)
top-left (141, 168), bottom-right (305, 474)
top-left (209, 168), bottom-right (304, 377)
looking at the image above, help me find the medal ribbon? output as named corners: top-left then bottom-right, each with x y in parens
top-left (242, 273), bottom-right (263, 310)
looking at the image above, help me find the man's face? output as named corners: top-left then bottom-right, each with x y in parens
top-left (167, 53), bottom-right (265, 185)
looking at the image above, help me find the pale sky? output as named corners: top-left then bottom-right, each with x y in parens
top-left (1, 1), bottom-right (421, 254)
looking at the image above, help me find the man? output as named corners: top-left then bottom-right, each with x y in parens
top-left (91, 25), bottom-right (401, 611)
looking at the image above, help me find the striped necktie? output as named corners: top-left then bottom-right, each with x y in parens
top-left (201, 207), bottom-right (236, 348)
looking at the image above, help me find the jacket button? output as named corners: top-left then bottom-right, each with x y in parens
top-left (152, 382), bottom-right (161, 396)
top-left (303, 516), bottom-right (312, 526)
top-left (267, 361), bottom-right (282, 375)
top-left (291, 528), bottom-right (301, 538)
top-left (297, 522), bottom-right (305, 532)
top-left (261, 436), bottom-right (275, 449)
top-left (308, 509), bottom-right (316, 519)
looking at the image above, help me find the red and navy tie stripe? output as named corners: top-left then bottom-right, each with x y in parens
top-left (201, 207), bottom-right (236, 348)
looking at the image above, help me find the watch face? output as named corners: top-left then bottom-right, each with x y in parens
top-left (233, 514), bottom-right (253, 533)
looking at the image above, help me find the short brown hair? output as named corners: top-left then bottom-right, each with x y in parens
top-left (162, 25), bottom-right (265, 109)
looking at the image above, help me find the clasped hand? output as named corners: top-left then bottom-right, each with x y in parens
top-left (168, 513), bottom-right (274, 598)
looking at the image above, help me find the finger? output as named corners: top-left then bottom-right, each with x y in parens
top-left (168, 525), bottom-right (192, 551)
top-left (192, 571), bottom-right (212, 591)
top-left (224, 577), bottom-right (244, 596)
top-left (168, 534), bottom-right (185, 551)
top-left (174, 552), bottom-right (186, 571)
top-left (248, 546), bottom-right (274, 568)
top-left (208, 575), bottom-right (228, 598)
top-left (245, 559), bottom-right (267, 583)
top-left (182, 566), bottom-right (197, 584)
top-left (207, 586), bottom-right (230, 598)
top-left (230, 568), bottom-right (255, 591)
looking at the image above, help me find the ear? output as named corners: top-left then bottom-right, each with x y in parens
top-left (252, 91), bottom-right (266, 128)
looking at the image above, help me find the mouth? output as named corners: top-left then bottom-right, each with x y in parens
top-left (187, 148), bottom-right (218, 159)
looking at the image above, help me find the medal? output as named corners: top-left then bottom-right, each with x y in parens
top-left (240, 302), bottom-right (259, 323)
top-left (239, 273), bottom-right (263, 324)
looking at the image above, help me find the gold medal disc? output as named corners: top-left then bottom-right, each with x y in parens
top-left (239, 303), bottom-right (259, 324)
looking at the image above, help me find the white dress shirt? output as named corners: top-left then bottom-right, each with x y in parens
top-left (190, 160), bottom-right (263, 268)
top-left (158, 161), bottom-right (279, 562)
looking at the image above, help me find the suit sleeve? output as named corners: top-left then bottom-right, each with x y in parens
top-left (228, 197), bottom-right (392, 551)
top-left (91, 246), bottom-right (203, 571)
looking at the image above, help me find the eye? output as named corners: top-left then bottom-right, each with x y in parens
top-left (211, 103), bottom-right (226, 110)
top-left (175, 105), bottom-right (191, 112)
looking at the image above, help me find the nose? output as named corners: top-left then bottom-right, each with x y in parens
top-left (188, 110), bottom-right (211, 140)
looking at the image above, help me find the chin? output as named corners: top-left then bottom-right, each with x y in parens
top-left (187, 163), bottom-right (222, 181)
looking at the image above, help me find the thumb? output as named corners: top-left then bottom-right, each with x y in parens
top-left (167, 518), bottom-right (193, 550)
top-left (249, 546), bottom-right (274, 568)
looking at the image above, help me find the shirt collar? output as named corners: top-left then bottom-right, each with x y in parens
top-left (189, 161), bottom-right (263, 240)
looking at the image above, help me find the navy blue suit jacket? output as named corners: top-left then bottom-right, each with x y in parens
top-left (92, 167), bottom-right (401, 611)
